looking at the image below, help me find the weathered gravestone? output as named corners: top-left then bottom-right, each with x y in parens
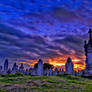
top-left (65, 57), bottom-right (74, 75)
top-left (12, 63), bottom-right (18, 74)
top-left (19, 64), bottom-right (24, 74)
top-left (37, 59), bottom-right (43, 76)
top-left (4, 59), bottom-right (9, 75)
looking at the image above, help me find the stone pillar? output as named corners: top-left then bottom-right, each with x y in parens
top-left (12, 63), bottom-right (17, 74)
top-left (65, 57), bottom-right (74, 75)
top-left (19, 64), bottom-right (24, 74)
top-left (49, 68), bottom-right (53, 76)
top-left (53, 68), bottom-right (58, 75)
top-left (4, 59), bottom-right (8, 75)
top-left (37, 59), bottom-right (43, 76)
top-left (0, 66), bottom-right (2, 74)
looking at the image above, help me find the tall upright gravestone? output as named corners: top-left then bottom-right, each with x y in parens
top-left (12, 63), bottom-right (18, 74)
top-left (37, 59), bottom-right (43, 76)
top-left (4, 59), bottom-right (8, 75)
top-left (65, 57), bottom-right (74, 75)
top-left (19, 63), bottom-right (24, 74)
top-left (0, 66), bottom-right (2, 74)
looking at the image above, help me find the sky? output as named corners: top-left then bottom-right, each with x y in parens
top-left (0, 0), bottom-right (92, 70)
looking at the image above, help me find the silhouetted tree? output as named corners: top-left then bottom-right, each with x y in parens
top-left (34, 63), bottom-right (54, 69)
top-left (44, 63), bottom-right (54, 69)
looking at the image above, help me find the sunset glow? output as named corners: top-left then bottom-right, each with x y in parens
top-left (0, 0), bottom-right (91, 73)
top-left (19, 54), bottom-right (86, 71)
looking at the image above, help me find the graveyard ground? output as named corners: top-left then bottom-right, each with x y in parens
top-left (0, 73), bottom-right (92, 92)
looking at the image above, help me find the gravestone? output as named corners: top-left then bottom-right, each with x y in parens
top-left (12, 63), bottom-right (18, 74)
top-left (0, 66), bottom-right (2, 74)
top-left (7, 68), bottom-right (11, 74)
top-left (59, 69), bottom-right (64, 75)
top-left (4, 59), bottom-right (9, 75)
top-left (44, 68), bottom-right (49, 76)
top-left (37, 59), bottom-right (43, 76)
top-left (76, 70), bottom-right (83, 76)
top-left (25, 69), bottom-right (29, 75)
top-left (65, 57), bottom-right (74, 75)
top-left (49, 68), bottom-right (53, 76)
top-left (53, 68), bottom-right (58, 75)
top-left (19, 64), bottom-right (24, 74)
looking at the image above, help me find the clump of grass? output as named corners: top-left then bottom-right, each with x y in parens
top-left (0, 89), bottom-right (6, 92)
top-left (0, 74), bottom-right (92, 92)
top-left (0, 73), bottom-right (23, 78)
top-left (58, 73), bottom-right (82, 80)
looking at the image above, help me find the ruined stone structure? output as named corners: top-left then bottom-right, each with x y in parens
top-left (84, 29), bottom-right (92, 76)
top-left (65, 57), bottom-right (74, 75)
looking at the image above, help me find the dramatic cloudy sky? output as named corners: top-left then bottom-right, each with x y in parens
top-left (0, 0), bottom-right (92, 70)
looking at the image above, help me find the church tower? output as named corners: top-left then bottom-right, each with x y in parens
top-left (84, 29), bottom-right (92, 76)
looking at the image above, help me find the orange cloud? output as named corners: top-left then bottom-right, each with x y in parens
top-left (19, 54), bottom-right (86, 71)
top-left (48, 55), bottom-right (86, 71)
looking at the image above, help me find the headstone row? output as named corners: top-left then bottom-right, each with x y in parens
top-left (0, 58), bottom-right (85, 76)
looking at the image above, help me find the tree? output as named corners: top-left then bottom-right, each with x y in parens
top-left (34, 63), bottom-right (54, 69)
top-left (44, 63), bottom-right (54, 69)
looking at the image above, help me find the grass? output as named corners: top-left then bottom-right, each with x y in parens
top-left (0, 89), bottom-right (6, 92)
top-left (0, 73), bottom-right (92, 92)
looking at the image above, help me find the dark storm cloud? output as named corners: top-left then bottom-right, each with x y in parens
top-left (0, 23), bottom-right (85, 61)
top-left (0, 0), bottom-right (91, 66)
top-left (0, 24), bottom-right (61, 59)
top-left (53, 35), bottom-right (85, 59)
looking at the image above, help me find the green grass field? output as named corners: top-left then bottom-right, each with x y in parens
top-left (0, 73), bottom-right (92, 92)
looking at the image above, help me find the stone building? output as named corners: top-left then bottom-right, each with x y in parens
top-left (84, 29), bottom-right (92, 76)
